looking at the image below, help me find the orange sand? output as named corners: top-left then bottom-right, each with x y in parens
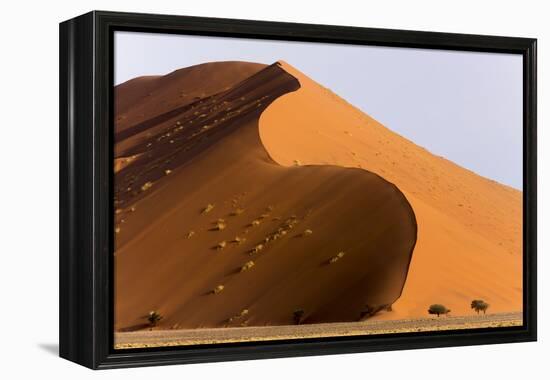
top-left (113, 62), bottom-right (417, 331)
top-left (260, 61), bottom-right (522, 319)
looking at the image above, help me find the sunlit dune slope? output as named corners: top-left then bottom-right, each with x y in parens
top-left (260, 61), bottom-right (522, 319)
top-left (114, 62), bottom-right (417, 331)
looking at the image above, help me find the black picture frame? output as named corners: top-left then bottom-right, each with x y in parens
top-left (59, 10), bottom-right (537, 370)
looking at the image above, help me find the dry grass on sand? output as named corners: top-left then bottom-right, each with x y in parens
top-left (115, 312), bottom-right (522, 349)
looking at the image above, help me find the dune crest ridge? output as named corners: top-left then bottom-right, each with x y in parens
top-left (260, 60), bottom-right (522, 319)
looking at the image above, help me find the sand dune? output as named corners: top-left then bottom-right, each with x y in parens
top-left (114, 61), bottom-right (266, 156)
top-left (114, 58), bottom-right (522, 333)
top-left (260, 61), bottom-right (522, 319)
top-left (114, 62), bottom-right (417, 331)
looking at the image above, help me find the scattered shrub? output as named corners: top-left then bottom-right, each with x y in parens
top-left (250, 244), bottom-right (264, 254)
top-left (471, 300), bottom-right (490, 314)
top-left (213, 221), bottom-right (226, 231)
top-left (240, 261), bottom-right (255, 272)
top-left (147, 311), bottom-right (163, 327)
top-left (212, 285), bottom-right (225, 294)
top-left (202, 204), bottom-right (215, 214)
top-left (187, 231), bottom-right (195, 239)
top-left (329, 251), bottom-right (346, 264)
top-left (428, 304), bottom-right (451, 317)
top-left (141, 182), bottom-right (153, 191)
top-left (302, 229), bottom-right (313, 237)
top-left (232, 236), bottom-right (246, 244)
top-left (227, 309), bottom-right (249, 324)
top-left (216, 241), bottom-right (227, 250)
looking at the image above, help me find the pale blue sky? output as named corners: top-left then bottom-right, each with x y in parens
top-left (115, 32), bottom-right (523, 189)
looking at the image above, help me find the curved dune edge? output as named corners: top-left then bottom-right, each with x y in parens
top-left (259, 61), bottom-right (522, 320)
top-left (113, 62), bottom-right (418, 330)
top-left (254, 62), bottom-right (418, 305)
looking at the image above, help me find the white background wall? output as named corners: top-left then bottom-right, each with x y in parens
top-left (0, 0), bottom-right (547, 378)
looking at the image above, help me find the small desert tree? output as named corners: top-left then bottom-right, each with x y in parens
top-left (293, 309), bottom-right (305, 325)
top-left (147, 310), bottom-right (163, 327)
top-left (471, 300), bottom-right (490, 315)
top-left (428, 304), bottom-right (451, 317)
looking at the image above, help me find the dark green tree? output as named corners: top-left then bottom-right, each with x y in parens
top-left (428, 304), bottom-right (451, 317)
top-left (471, 300), bottom-right (490, 314)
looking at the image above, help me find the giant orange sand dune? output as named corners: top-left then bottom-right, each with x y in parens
top-left (113, 61), bottom-right (522, 331)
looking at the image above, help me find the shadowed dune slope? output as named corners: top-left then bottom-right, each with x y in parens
top-left (115, 61), bottom-right (266, 156)
top-left (260, 61), bottom-right (522, 319)
top-left (114, 62), bottom-right (417, 331)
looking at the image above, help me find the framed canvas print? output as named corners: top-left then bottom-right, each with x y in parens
top-left (59, 11), bottom-right (537, 369)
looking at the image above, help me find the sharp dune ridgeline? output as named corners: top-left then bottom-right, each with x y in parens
top-left (114, 59), bottom-right (521, 334)
top-left (114, 61), bottom-right (417, 331)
